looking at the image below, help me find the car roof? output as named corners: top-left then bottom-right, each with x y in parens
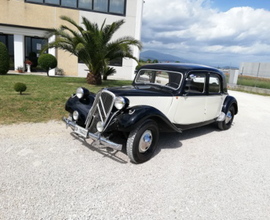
top-left (138, 63), bottom-right (223, 75)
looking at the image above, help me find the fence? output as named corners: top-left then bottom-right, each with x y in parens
top-left (237, 63), bottom-right (270, 89)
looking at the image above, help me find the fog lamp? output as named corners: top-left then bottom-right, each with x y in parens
top-left (96, 121), bottom-right (105, 132)
top-left (73, 111), bottom-right (79, 121)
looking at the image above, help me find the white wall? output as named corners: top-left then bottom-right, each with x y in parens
top-left (78, 0), bottom-right (144, 80)
top-left (240, 62), bottom-right (270, 78)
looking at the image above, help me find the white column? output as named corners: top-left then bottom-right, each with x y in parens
top-left (131, 0), bottom-right (144, 80)
top-left (229, 70), bottom-right (239, 85)
top-left (48, 35), bottom-right (56, 76)
top-left (14, 35), bottom-right (24, 71)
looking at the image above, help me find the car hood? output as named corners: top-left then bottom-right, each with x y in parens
top-left (106, 85), bottom-right (173, 97)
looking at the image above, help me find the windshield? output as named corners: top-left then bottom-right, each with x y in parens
top-left (135, 69), bottom-right (182, 89)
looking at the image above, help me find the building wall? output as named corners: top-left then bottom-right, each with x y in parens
top-left (240, 62), bottom-right (270, 78)
top-left (0, 0), bottom-right (143, 79)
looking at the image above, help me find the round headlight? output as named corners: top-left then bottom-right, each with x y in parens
top-left (73, 111), bottom-right (79, 121)
top-left (96, 121), bottom-right (104, 132)
top-left (114, 96), bottom-right (126, 110)
top-left (76, 87), bottom-right (84, 99)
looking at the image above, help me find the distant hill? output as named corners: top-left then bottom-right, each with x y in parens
top-left (140, 50), bottom-right (192, 63)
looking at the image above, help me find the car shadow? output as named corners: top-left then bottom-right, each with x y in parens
top-left (69, 123), bottom-right (219, 164)
top-left (70, 133), bottom-right (128, 164)
top-left (154, 123), bottom-right (218, 157)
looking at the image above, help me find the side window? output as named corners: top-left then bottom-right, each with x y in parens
top-left (185, 72), bottom-right (206, 94)
top-left (136, 70), bottom-right (155, 83)
top-left (155, 71), bottom-right (169, 86)
top-left (209, 73), bottom-right (221, 94)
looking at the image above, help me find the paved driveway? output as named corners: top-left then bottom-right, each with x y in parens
top-left (0, 91), bottom-right (270, 219)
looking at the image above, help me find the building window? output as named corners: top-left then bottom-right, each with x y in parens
top-left (45, 0), bottom-right (59, 5)
top-left (27, 0), bottom-right (43, 3)
top-left (78, 57), bottom-right (122, 66)
top-left (109, 0), bottom-right (125, 14)
top-left (61, 0), bottom-right (77, 8)
top-left (93, 0), bottom-right (108, 12)
top-left (0, 34), bottom-right (14, 70)
top-left (109, 57), bottom-right (122, 66)
top-left (78, 0), bottom-right (92, 10)
top-left (25, 0), bottom-right (126, 15)
top-left (25, 36), bottom-right (48, 71)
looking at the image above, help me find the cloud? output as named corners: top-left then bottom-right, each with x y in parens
top-left (141, 0), bottom-right (270, 66)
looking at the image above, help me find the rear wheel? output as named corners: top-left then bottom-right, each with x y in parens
top-left (127, 120), bottom-right (159, 163)
top-left (218, 105), bottom-right (235, 130)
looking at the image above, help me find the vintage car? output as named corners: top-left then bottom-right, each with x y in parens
top-left (63, 63), bottom-right (238, 163)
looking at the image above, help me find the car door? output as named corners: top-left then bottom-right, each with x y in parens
top-left (173, 71), bottom-right (207, 124)
top-left (205, 72), bottom-right (225, 121)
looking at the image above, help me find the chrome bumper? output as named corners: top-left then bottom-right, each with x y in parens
top-left (63, 116), bottom-right (122, 151)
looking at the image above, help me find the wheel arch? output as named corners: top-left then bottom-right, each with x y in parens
top-left (114, 105), bottom-right (182, 133)
top-left (222, 95), bottom-right (238, 115)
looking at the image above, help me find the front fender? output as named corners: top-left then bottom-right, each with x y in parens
top-left (222, 95), bottom-right (238, 115)
top-left (65, 93), bottom-right (95, 126)
top-left (110, 105), bottom-right (182, 133)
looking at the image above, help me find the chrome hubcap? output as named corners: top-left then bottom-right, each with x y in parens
top-left (225, 111), bottom-right (232, 124)
top-left (139, 130), bottom-right (153, 153)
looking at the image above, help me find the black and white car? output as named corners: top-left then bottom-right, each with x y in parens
top-left (63, 63), bottom-right (238, 163)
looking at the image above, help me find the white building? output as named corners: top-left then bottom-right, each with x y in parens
top-left (0, 0), bottom-right (143, 80)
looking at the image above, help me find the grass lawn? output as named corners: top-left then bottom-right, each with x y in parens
top-left (237, 75), bottom-right (270, 89)
top-left (0, 74), bottom-right (132, 124)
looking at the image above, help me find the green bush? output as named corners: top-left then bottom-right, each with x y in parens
top-left (0, 42), bottom-right (10, 75)
top-left (38, 54), bottom-right (57, 76)
top-left (14, 82), bottom-right (27, 95)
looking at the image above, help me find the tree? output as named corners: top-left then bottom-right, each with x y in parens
top-left (44, 16), bottom-right (142, 85)
top-left (153, 59), bottom-right (159, 63)
top-left (38, 54), bottom-right (57, 76)
top-left (0, 42), bottom-right (10, 75)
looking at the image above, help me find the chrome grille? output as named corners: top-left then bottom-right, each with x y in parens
top-left (85, 90), bottom-right (115, 132)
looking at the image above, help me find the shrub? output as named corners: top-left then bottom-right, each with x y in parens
top-left (0, 42), bottom-right (10, 75)
top-left (38, 54), bottom-right (57, 76)
top-left (14, 82), bottom-right (27, 95)
top-left (55, 67), bottom-right (64, 75)
top-left (102, 66), bottom-right (116, 80)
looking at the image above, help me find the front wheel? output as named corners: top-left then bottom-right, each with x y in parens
top-left (218, 105), bottom-right (235, 130)
top-left (127, 119), bottom-right (159, 163)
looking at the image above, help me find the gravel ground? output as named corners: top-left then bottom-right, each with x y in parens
top-left (0, 90), bottom-right (270, 220)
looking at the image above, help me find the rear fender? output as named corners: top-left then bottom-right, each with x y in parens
top-left (222, 95), bottom-right (238, 115)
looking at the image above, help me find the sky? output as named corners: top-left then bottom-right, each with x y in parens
top-left (141, 0), bottom-right (270, 67)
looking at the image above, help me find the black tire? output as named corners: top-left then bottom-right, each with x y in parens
top-left (127, 119), bottom-right (159, 163)
top-left (218, 105), bottom-right (235, 130)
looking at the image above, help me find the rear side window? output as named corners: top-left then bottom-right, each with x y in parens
top-left (209, 73), bottom-right (221, 94)
top-left (185, 72), bottom-right (206, 93)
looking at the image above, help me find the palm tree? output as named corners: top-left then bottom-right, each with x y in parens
top-left (44, 16), bottom-right (142, 85)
